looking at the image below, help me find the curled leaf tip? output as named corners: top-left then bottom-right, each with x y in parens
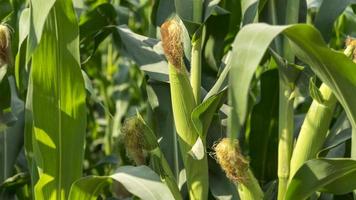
top-left (213, 138), bottom-right (249, 183)
top-left (160, 19), bottom-right (184, 69)
top-left (0, 24), bottom-right (11, 66)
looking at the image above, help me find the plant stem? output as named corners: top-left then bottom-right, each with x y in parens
top-left (161, 156), bottom-right (183, 200)
top-left (237, 169), bottom-right (264, 200)
top-left (168, 63), bottom-right (209, 200)
top-left (191, 38), bottom-right (202, 104)
top-left (344, 40), bottom-right (356, 164)
top-left (268, 0), bottom-right (282, 53)
top-left (191, 0), bottom-right (203, 104)
top-left (277, 82), bottom-right (294, 200)
top-left (289, 84), bottom-right (336, 178)
top-left (192, 0), bottom-right (202, 23)
top-left (277, 1), bottom-right (300, 198)
top-left (173, 126), bottom-right (180, 180)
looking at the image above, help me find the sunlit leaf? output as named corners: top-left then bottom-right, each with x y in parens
top-left (69, 166), bottom-right (175, 200)
top-left (26, 0), bottom-right (87, 199)
top-left (229, 23), bottom-right (356, 138)
top-left (286, 158), bottom-right (356, 199)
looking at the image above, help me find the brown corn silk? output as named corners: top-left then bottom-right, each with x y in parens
top-left (160, 19), bottom-right (184, 70)
top-left (0, 24), bottom-right (11, 66)
top-left (121, 117), bottom-right (146, 165)
top-left (214, 138), bottom-right (250, 184)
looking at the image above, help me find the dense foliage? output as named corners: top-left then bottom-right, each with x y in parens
top-left (1, 0), bottom-right (356, 199)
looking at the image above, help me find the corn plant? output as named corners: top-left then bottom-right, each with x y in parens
top-left (2, 0), bottom-right (356, 200)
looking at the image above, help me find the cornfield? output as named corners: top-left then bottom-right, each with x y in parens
top-left (1, 0), bottom-right (356, 199)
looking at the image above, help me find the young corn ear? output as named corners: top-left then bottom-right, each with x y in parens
top-left (120, 115), bottom-right (183, 200)
top-left (121, 117), bottom-right (147, 165)
top-left (114, 118), bottom-right (137, 199)
top-left (213, 138), bottom-right (249, 183)
top-left (214, 138), bottom-right (264, 200)
top-left (289, 39), bottom-right (356, 179)
top-left (289, 84), bottom-right (336, 178)
top-left (161, 18), bottom-right (209, 200)
top-left (0, 24), bottom-right (11, 66)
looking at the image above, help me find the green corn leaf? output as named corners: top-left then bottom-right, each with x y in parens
top-left (15, 8), bottom-right (30, 92)
top-left (203, 0), bottom-right (229, 22)
top-left (0, 77), bottom-right (24, 190)
top-left (0, 0), bottom-right (12, 21)
top-left (17, 9), bottom-right (29, 52)
top-left (174, 0), bottom-right (203, 35)
top-left (146, 82), bottom-right (179, 180)
top-left (286, 158), bottom-right (356, 199)
top-left (228, 23), bottom-right (356, 138)
top-left (309, 76), bottom-right (326, 104)
top-left (174, 0), bottom-right (228, 36)
top-left (27, 0), bottom-right (56, 58)
top-left (151, 0), bottom-right (175, 26)
top-left (79, 3), bottom-right (117, 39)
top-left (191, 90), bottom-right (226, 138)
top-left (314, 0), bottom-right (356, 42)
top-left (249, 70), bottom-right (279, 183)
top-left (241, 0), bottom-right (259, 24)
top-left (0, 73), bottom-right (16, 131)
top-left (136, 113), bottom-right (183, 200)
top-left (116, 26), bottom-right (169, 82)
top-left (26, 0), bottom-right (87, 199)
top-left (204, 51), bottom-right (231, 100)
top-left (68, 176), bottom-right (109, 200)
top-left (209, 157), bottom-right (239, 200)
top-left (174, 0), bottom-right (195, 23)
top-left (0, 172), bottom-right (30, 191)
top-left (114, 24), bottom-right (193, 83)
top-left (79, 2), bottom-right (117, 63)
top-left (188, 137), bottom-right (205, 160)
top-left (68, 165), bottom-right (175, 200)
top-left (24, 70), bottom-right (37, 195)
top-left (318, 128), bottom-right (351, 157)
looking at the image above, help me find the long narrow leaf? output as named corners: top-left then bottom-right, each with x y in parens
top-left (26, 0), bottom-right (87, 199)
top-left (69, 166), bottom-right (175, 200)
top-left (286, 158), bottom-right (356, 199)
top-left (229, 23), bottom-right (356, 137)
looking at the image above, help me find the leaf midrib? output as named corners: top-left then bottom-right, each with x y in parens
top-left (52, 7), bottom-right (63, 200)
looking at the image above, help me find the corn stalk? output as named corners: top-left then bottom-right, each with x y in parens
top-left (161, 19), bottom-right (209, 200)
top-left (190, 0), bottom-right (203, 104)
top-left (278, 0), bottom-right (300, 198)
top-left (277, 82), bottom-right (294, 200)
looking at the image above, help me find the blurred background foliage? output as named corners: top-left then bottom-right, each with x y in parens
top-left (1, 0), bottom-right (356, 199)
